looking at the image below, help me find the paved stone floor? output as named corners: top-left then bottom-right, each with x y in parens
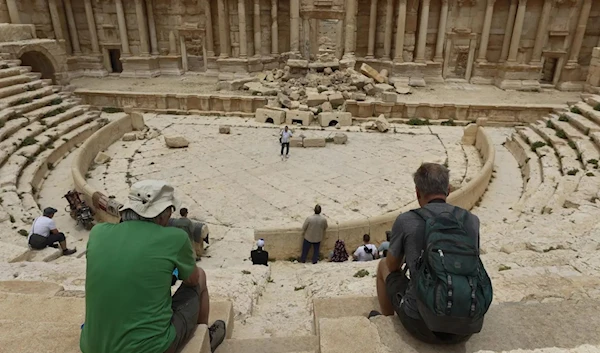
top-left (85, 115), bottom-right (461, 229)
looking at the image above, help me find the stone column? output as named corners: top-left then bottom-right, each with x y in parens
top-left (217, 0), bottom-right (230, 57)
top-left (48, 0), bottom-right (64, 41)
top-left (343, 0), bottom-right (357, 57)
top-left (116, 0), bottom-right (131, 56)
top-left (477, 0), bottom-right (495, 62)
top-left (434, 0), bottom-right (449, 62)
top-left (84, 0), bottom-right (100, 54)
top-left (530, 0), bottom-right (552, 64)
top-left (383, 0), bottom-right (394, 60)
top-left (271, 0), bottom-right (279, 55)
top-left (500, 0), bottom-right (517, 62)
top-left (238, 0), bottom-right (248, 58)
top-left (180, 35), bottom-right (188, 71)
top-left (147, 0), bottom-right (160, 56)
top-left (567, 0), bottom-right (592, 65)
top-left (507, 0), bottom-right (527, 63)
top-left (415, 0), bottom-right (431, 63)
top-left (394, 0), bottom-right (407, 62)
top-left (290, 0), bottom-right (300, 53)
top-left (135, 0), bottom-right (150, 56)
top-left (253, 0), bottom-right (261, 56)
top-left (366, 0), bottom-right (378, 59)
top-left (335, 20), bottom-right (345, 59)
top-left (64, 0), bottom-right (82, 55)
top-left (6, 0), bottom-right (20, 24)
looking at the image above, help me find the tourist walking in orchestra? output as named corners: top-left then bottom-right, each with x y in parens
top-left (280, 125), bottom-right (292, 159)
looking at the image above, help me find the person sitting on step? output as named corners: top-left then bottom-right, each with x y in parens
top-left (168, 207), bottom-right (204, 261)
top-left (251, 239), bottom-right (269, 266)
top-left (378, 231), bottom-right (391, 258)
top-left (353, 234), bottom-right (378, 262)
top-left (28, 207), bottom-right (77, 256)
top-left (80, 180), bottom-right (226, 353)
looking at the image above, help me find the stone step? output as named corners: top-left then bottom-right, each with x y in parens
top-left (583, 95), bottom-right (600, 108)
top-left (0, 320), bottom-right (80, 353)
top-left (544, 115), bottom-right (586, 140)
top-left (544, 174), bottom-right (581, 214)
top-left (216, 336), bottom-right (319, 353)
top-left (0, 292), bottom-right (85, 325)
top-left (0, 73), bottom-right (31, 89)
top-left (504, 134), bottom-right (542, 212)
top-left (12, 92), bottom-right (64, 116)
top-left (0, 121), bottom-right (45, 167)
top-left (0, 66), bottom-right (23, 79)
top-left (574, 138), bottom-right (600, 170)
top-left (574, 101), bottom-right (600, 126)
top-left (0, 116), bottom-right (28, 142)
top-left (0, 85), bottom-right (53, 110)
top-left (0, 280), bottom-right (64, 296)
top-left (316, 297), bottom-right (600, 353)
top-left (43, 105), bottom-right (85, 127)
top-left (530, 120), bottom-right (569, 147)
top-left (24, 98), bottom-right (75, 120)
top-left (562, 111), bottom-right (600, 135)
top-left (0, 78), bottom-right (43, 99)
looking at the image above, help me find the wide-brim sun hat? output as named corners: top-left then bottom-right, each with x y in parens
top-left (119, 180), bottom-right (181, 218)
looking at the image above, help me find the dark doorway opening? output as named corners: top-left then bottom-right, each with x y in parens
top-left (541, 58), bottom-right (557, 84)
top-left (265, 118), bottom-right (274, 124)
top-left (292, 119), bottom-right (303, 125)
top-left (109, 49), bottom-right (123, 73)
top-left (328, 120), bottom-right (338, 127)
top-left (19, 51), bottom-right (56, 84)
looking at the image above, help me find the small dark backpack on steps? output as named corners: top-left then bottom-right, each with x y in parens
top-left (411, 207), bottom-right (493, 335)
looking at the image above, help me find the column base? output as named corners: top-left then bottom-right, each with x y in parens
top-left (494, 63), bottom-right (541, 91)
top-left (557, 63), bottom-right (586, 91)
top-left (66, 54), bottom-right (108, 78)
top-left (216, 56), bottom-right (265, 74)
top-left (470, 61), bottom-right (499, 85)
top-left (389, 61), bottom-right (441, 85)
top-left (340, 54), bottom-right (357, 70)
top-left (121, 56), bottom-right (161, 78)
top-left (158, 55), bottom-right (184, 75)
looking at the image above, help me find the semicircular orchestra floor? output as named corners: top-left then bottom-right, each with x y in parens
top-left (85, 114), bottom-right (466, 229)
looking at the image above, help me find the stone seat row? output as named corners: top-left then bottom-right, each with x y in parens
top-left (505, 95), bottom-right (600, 215)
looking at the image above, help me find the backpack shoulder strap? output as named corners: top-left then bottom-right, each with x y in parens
top-left (410, 207), bottom-right (435, 222)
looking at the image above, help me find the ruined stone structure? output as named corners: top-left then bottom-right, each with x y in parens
top-left (1, 0), bottom-right (599, 90)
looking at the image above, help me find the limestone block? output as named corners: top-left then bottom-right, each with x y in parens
top-left (180, 324), bottom-right (210, 353)
top-left (461, 123), bottom-right (478, 145)
top-left (318, 112), bottom-right (353, 127)
top-left (333, 133), bottom-right (348, 144)
top-left (318, 85), bottom-right (328, 93)
top-left (289, 137), bottom-right (304, 147)
top-left (130, 112), bottom-right (145, 131)
top-left (360, 63), bottom-right (385, 83)
top-left (299, 104), bottom-right (309, 111)
top-left (286, 110), bottom-right (314, 126)
top-left (164, 135), bottom-right (189, 148)
top-left (122, 132), bottom-right (137, 141)
top-left (375, 114), bottom-right (390, 132)
top-left (255, 108), bottom-right (286, 124)
top-left (328, 93), bottom-right (345, 108)
top-left (290, 92), bottom-right (300, 101)
top-left (379, 69), bottom-right (389, 78)
top-left (363, 84), bottom-right (376, 96)
top-left (303, 137), bottom-right (326, 147)
top-left (382, 92), bottom-right (397, 103)
top-left (219, 125), bottom-right (231, 134)
top-left (290, 101), bottom-right (300, 109)
top-left (94, 152), bottom-right (111, 165)
top-left (244, 82), bottom-right (277, 96)
top-left (476, 118), bottom-right (488, 126)
top-left (374, 83), bottom-right (394, 94)
top-left (409, 77), bottom-right (426, 87)
top-left (321, 101), bottom-right (333, 112)
top-left (278, 93), bottom-right (292, 109)
top-left (394, 82), bottom-right (411, 94)
top-left (306, 94), bottom-right (328, 107)
top-left (351, 92), bottom-right (367, 101)
top-left (319, 317), bottom-right (383, 353)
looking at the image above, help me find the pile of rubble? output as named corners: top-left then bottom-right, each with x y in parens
top-left (239, 63), bottom-right (413, 127)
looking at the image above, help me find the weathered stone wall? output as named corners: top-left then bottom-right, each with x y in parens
top-left (586, 47), bottom-right (600, 93)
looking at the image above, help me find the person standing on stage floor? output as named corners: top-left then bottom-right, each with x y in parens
top-left (28, 207), bottom-right (77, 256)
top-left (280, 126), bottom-right (292, 159)
top-left (300, 204), bottom-right (328, 264)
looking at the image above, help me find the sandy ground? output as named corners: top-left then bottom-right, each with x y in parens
top-left (69, 75), bottom-right (583, 106)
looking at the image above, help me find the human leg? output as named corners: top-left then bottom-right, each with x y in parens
top-left (300, 239), bottom-right (311, 263)
top-left (280, 143), bottom-right (284, 156)
top-left (285, 143), bottom-right (290, 156)
top-left (47, 233), bottom-right (76, 255)
top-left (311, 242), bottom-right (321, 264)
top-left (376, 259), bottom-right (395, 316)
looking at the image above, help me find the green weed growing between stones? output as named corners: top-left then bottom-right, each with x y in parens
top-left (570, 106), bottom-right (582, 114)
top-left (353, 269), bottom-right (370, 278)
top-left (530, 141), bottom-right (546, 152)
top-left (407, 118), bottom-right (431, 126)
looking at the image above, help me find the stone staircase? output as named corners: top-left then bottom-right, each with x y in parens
top-left (0, 280), bottom-right (234, 353)
top-left (0, 55), bottom-right (104, 263)
top-left (504, 95), bottom-right (600, 216)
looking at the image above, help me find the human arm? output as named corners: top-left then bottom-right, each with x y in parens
top-left (173, 231), bottom-right (198, 287)
top-left (302, 217), bottom-right (309, 236)
top-left (386, 218), bottom-right (405, 272)
top-left (48, 219), bottom-right (59, 234)
top-left (182, 266), bottom-right (200, 287)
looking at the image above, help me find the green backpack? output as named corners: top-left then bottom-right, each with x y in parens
top-left (411, 207), bottom-right (493, 335)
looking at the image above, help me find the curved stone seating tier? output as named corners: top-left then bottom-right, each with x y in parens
top-left (504, 133), bottom-right (542, 213)
top-left (462, 145), bottom-right (483, 186)
top-left (255, 126), bottom-right (495, 260)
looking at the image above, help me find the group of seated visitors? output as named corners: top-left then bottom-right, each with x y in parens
top-left (75, 162), bottom-right (491, 352)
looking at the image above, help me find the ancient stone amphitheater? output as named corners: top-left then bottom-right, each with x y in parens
top-left (0, 1), bottom-right (599, 353)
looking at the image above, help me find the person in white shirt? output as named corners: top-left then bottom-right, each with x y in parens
top-left (353, 234), bottom-right (379, 262)
top-left (280, 126), bottom-right (292, 159)
top-left (28, 207), bottom-right (77, 256)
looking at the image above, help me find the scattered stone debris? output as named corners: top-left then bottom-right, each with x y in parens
top-left (164, 135), bottom-right (189, 148)
top-left (333, 133), bottom-right (348, 144)
top-left (94, 152), bottom-right (111, 164)
top-left (219, 125), bottom-right (231, 134)
top-left (375, 114), bottom-right (390, 133)
top-left (122, 132), bottom-right (137, 141)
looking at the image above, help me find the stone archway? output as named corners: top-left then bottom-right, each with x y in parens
top-left (19, 50), bottom-right (56, 84)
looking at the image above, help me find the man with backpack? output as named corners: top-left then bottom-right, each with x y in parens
top-left (372, 163), bottom-right (492, 343)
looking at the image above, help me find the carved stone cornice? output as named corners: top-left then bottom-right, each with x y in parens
top-left (553, 0), bottom-right (577, 4)
top-left (457, 0), bottom-right (478, 6)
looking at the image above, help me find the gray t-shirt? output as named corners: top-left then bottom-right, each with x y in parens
top-left (388, 200), bottom-right (480, 319)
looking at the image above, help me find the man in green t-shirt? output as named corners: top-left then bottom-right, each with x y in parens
top-left (80, 180), bottom-right (226, 353)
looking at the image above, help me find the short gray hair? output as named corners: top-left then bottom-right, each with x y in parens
top-left (120, 207), bottom-right (171, 223)
top-left (413, 163), bottom-right (450, 197)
